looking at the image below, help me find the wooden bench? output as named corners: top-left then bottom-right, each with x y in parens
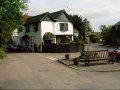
top-left (79, 50), bottom-right (115, 66)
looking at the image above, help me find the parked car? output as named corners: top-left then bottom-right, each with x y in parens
top-left (7, 44), bottom-right (19, 52)
top-left (109, 48), bottom-right (120, 60)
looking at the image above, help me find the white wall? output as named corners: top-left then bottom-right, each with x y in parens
top-left (41, 21), bottom-right (54, 38)
top-left (12, 28), bottom-right (25, 45)
top-left (26, 22), bottom-right (42, 47)
top-left (54, 22), bottom-right (73, 35)
top-left (74, 33), bottom-right (79, 38)
top-left (12, 23), bottom-right (41, 47)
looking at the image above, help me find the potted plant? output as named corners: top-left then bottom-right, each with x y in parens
top-left (73, 58), bottom-right (79, 65)
top-left (65, 54), bottom-right (69, 60)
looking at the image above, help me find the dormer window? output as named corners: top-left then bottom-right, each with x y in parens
top-left (60, 23), bottom-right (68, 31)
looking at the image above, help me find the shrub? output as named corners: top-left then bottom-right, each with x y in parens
top-left (43, 32), bottom-right (55, 40)
top-left (0, 48), bottom-right (7, 59)
top-left (70, 39), bottom-right (83, 45)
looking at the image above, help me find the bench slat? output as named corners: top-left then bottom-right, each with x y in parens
top-left (79, 50), bottom-right (114, 66)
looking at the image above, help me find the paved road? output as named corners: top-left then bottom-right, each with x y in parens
top-left (91, 43), bottom-right (118, 51)
top-left (0, 52), bottom-right (120, 89)
top-left (0, 53), bottom-right (82, 89)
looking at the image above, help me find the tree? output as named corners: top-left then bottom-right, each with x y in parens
top-left (83, 18), bottom-right (92, 44)
top-left (111, 26), bottom-right (120, 45)
top-left (90, 32), bottom-right (101, 43)
top-left (69, 15), bottom-right (83, 40)
top-left (69, 14), bottom-right (92, 43)
top-left (100, 25), bottom-right (113, 44)
top-left (0, 0), bottom-right (27, 48)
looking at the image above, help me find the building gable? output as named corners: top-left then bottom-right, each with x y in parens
top-left (43, 16), bottom-right (53, 21)
top-left (57, 13), bottom-right (70, 22)
top-left (50, 10), bottom-right (73, 23)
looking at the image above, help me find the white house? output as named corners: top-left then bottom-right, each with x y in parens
top-left (13, 10), bottom-right (74, 52)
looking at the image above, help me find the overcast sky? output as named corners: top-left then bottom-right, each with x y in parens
top-left (26, 0), bottom-right (120, 32)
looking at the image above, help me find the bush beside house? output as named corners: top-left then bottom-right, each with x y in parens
top-left (0, 48), bottom-right (7, 59)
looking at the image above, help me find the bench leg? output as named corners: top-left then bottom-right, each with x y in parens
top-left (110, 55), bottom-right (116, 64)
top-left (112, 61), bottom-right (114, 64)
top-left (112, 59), bottom-right (114, 64)
top-left (108, 59), bottom-right (111, 64)
top-left (85, 61), bottom-right (90, 66)
top-left (108, 59), bottom-right (115, 64)
top-left (88, 60), bottom-right (90, 66)
top-left (85, 61), bottom-right (87, 66)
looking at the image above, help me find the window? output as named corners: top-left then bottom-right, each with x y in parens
top-left (18, 25), bottom-right (23, 33)
top-left (33, 23), bottom-right (38, 32)
top-left (25, 25), bottom-right (30, 33)
top-left (60, 23), bottom-right (68, 31)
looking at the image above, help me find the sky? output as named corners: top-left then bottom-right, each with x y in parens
top-left (26, 0), bottom-right (120, 32)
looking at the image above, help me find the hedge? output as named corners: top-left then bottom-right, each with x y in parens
top-left (42, 44), bottom-right (82, 53)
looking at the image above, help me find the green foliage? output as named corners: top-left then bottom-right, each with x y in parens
top-left (100, 25), bottom-right (113, 44)
top-left (43, 32), bottom-right (55, 40)
top-left (0, 0), bottom-right (26, 48)
top-left (90, 32), bottom-right (101, 43)
top-left (0, 48), bottom-right (7, 59)
top-left (100, 24), bottom-right (120, 45)
top-left (110, 26), bottom-right (120, 45)
top-left (69, 14), bottom-right (92, 44)
top-left (70, 38), bottom-right (83, 45)
top-left (85, 31), bottom-right (91, 44)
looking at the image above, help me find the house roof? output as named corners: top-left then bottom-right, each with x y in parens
top-left (25, 12), bottom-right (49, 24)
top-left (73, 28), bottom-right (79, 33)
top-left (51, 10), bottom-right (73, 22)
top-left (25, 10), bottom-right (73, 25)
top-left (51, 10), bottom-right (65, 20)
top-left (115, 21), bottom-right (120, 26)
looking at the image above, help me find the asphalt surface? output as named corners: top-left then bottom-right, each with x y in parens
top-left (0, 43), bottom-right (120, 89)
